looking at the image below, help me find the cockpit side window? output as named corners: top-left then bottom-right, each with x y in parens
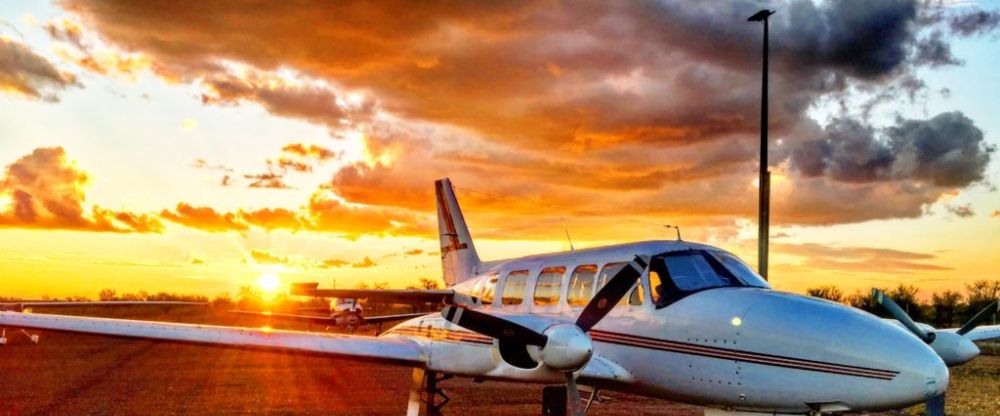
top-left (533, 267), bottom-right (565, 306)
top-left (650, 250), bottom-right (752, 308)
top-left (566, 264), bottom-right (597, 306)
top-left (501, 270), bottom-right (529, 306)
top-left (711, 251), bottom-right (770, 288)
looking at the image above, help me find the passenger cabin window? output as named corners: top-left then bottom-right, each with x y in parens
top-left (501, 270), bottom-right (529, 305)
top-left (628, 283), bottom-right (644, 305)
top-left (596, 262), bottom-right (627, 291)
top-left (566, 265), bottom-right (598, 306)
top-left (480, 273), bottom-right (498, 305)
top-left (533, 267), bottom-right (566, 306)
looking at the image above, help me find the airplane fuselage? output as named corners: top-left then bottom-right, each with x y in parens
top-left (381, 241), bottom-right (948, 414)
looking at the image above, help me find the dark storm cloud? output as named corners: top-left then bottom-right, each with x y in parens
top-left (0, 39), bottom-right (76, 101)
top-left (54, 0), bottom-right (1000, 231)
top-left (791, 112), bottom-right (993, 187)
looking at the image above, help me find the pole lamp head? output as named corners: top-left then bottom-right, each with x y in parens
top-left (747, 9), bottom-right (775, 22)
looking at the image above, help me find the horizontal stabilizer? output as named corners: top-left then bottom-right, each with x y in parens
top-left (291, 285), bottom-right (453, 304)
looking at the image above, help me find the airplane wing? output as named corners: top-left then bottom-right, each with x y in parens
top-left (291, 283), bottom-right (455, 304)
top-left (579, 354), bottom-right (635, 385)
top-left (230, 310), bottom-right (430, 325)
top-left (0, 311), bottom-right (426, 365)
top-left (941, 324), bottom-right (1000, 342)
top-left (1, 301), bottom-right (206, 311)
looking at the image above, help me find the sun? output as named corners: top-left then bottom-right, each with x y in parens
top-left (257, 273), bottom-right (281, 295)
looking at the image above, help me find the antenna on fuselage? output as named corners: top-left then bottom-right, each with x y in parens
top-left (561, 217), bottom-right (575, 251)
top-left (665, 225), bottom-right (682, 241)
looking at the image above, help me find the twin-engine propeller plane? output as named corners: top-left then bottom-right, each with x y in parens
top-left (2, 178), bottom-right (995, 415)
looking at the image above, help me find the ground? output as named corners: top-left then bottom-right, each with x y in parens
top-left (0, 307), bottom-right (997, 415)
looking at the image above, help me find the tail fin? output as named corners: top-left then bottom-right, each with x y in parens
top-left (435, 178), bottom-right (480, 286)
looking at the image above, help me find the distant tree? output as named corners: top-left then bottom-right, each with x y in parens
top-left (355, 282), bottom-right (370, 289)
top-left (931, 290), bottom-right (963, 327)
top-left (846, 289), bottom-right (883, 315)
top-left (963, 279), bottom-right (1000, 324)
top-left (806, 286), bottom-right (844, 303)
top-left (98, 289), bottom-right (117, 301)
top-left (887, 284), bottom-right (927, 322)
top-left (406, 277), bottom-right (442, 290)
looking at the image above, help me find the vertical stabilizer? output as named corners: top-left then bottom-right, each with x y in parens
top-left (435, 178), bottom-right (480, 286)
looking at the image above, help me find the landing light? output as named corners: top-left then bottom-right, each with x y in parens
top-left (731, 317), bottom-right (743, 327)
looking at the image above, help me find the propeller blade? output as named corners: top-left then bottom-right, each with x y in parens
top-left (957, 300), bottom-right (998, 336)
top-left (441, 305), bottom-right (548, 346)
top-left (872, 289), bottom-right (934, 343)
top-left (565, 372), bottom-right (585, 416)
top-left (576, 256), bottom-right (647, 332)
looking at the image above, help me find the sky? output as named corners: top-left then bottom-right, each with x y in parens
top-left (1, 0), bottom-right (998, 300)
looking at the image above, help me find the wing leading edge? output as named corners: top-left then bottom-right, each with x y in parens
top-left (0, 311), bottom-right (427, 365)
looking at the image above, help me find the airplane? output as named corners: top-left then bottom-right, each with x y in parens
top-left (230, 298), bottom-right (430, 332)
top-left (1, 177), bottom-right (995, 416)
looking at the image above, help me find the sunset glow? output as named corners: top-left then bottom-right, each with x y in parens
top-left (0, 1), bottom-right (998, 302)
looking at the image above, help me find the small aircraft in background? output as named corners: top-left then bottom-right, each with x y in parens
top-left (2, 178), bottom-right (998, 416)
top-left (231, 295), bottom-right (431, 332)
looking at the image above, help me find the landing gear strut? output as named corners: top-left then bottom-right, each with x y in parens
top-left (406, 368), bottom-right (451, 416)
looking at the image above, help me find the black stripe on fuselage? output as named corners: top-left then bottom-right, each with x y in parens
top-left (589, 330), bottom-right (898, 380)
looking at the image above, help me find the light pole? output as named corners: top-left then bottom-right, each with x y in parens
top-left (748, 9), bottom-right (774, 280)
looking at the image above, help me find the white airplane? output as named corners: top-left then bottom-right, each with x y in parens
top-left (231, 296), bottom-right (430, 331)
top-left (2, 178), bottom-right (997, 416)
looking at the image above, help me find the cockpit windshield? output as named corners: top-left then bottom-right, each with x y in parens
top-left (649, 249), bottom-right (769, 308)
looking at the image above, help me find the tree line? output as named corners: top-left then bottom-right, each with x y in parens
top-left (806, 279), bottom-right (1000, 327)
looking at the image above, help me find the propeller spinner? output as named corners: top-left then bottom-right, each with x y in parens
top-left (442, 255), bottom-right (648, 416)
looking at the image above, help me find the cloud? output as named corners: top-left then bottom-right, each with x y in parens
top-left (993, 210), bottom-right (1000, 218)
top-left (790, 112), bottom-right (993, 187)
top-left (274, 143), bottom-right (338, 173)
top-left (0, 39), bottom-right (76, 101)
top-left (351, 256), bottom-right (376, 268)
top-left (191, 258), bottom-right (205, 265)
top-left (56, 0), bottom-right (1000, 231)
top-left (44, 17), bottom-right (150, 80)
top-left (243, 172), bottom-right (291, 189)
top-left (949, 10), bottom-right (1000, 36)
top-left (775, 243), bottom-right (952, 273)
top-left (404, 249), bottom-right (423, 256)
top-left (248, 249), bottom-right (286, 265)
top-left (238, 207), bottom-right (301, 231)
top-left (0, 147), bottom-right (162, 232)
top-left (318, 258), bottom-right (349, 268)
top-left (945, 203), bottom-right (974, 218)
top-left (160, 203), bottom-right (248, 232)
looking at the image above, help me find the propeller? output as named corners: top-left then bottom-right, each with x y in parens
top-left (442, 255), bottom-right (648, 416)
top-left (872, 288), bottom-right (935, 343)
top-left (956, 300), bottom-right (998, 336)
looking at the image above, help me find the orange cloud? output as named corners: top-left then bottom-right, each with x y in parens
top-left (775, 243), bottom-right (952, 273)
top-left (249, 249), bottom-right (286, 265)
top-left (318, 258), bottom-right (350, 268)
top-left (239, 208), bottom-right (301, 231)
top-left (0, 39), bottom-right (77, 101)
top-left (351, 256), bottom-right (376, 268)
top-left (160, 203), bottom-right (248, 232)
top-left (0, 147), bottom-right (162, 233)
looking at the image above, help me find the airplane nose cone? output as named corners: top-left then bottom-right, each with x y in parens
top-left (738, 291), bottom-right (948, 410)
top-left (930, 331), bottom-right (981, 366)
